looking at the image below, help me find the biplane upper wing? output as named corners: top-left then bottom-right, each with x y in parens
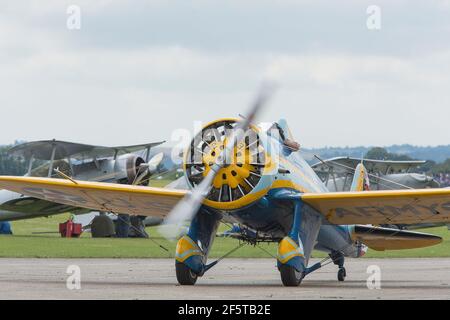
top-left (8, 140), bottom-right (166, 160)
top-left (301, 189), bottom-right (450, 225)
top-left (0, 176), bottom-right (187, 217)
top-left (311, 157), bottom-right (426, 175)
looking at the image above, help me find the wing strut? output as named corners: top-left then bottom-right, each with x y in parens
top-left (47, 143), bottom-right (57, 177)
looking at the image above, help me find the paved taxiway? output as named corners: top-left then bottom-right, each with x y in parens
top-left (0, 258), bottom-right (449, 299)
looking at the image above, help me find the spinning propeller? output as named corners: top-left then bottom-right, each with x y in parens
top-left (159, 83), bottom-right (277, 239)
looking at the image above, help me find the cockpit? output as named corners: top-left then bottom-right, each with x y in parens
top-left (266, 122), bottom-right (301, 154)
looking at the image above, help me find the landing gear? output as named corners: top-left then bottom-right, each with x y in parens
top-left (330, 251), bottom-right (346, 282)
top-left (279, 264), bottom-right (303, 287)
top-left (337, 267), bottom-right (346, 282)
top-left (175, 262), bottom-right (198, 286)
top-left (174, 209), bottom-right (222, 286)
top-left (277, 200), bottom-right (307, 287)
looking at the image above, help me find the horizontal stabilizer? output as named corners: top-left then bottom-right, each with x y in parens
top-left (351, 225), bottom-right (442, 251)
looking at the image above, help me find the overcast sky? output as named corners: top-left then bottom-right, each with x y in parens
top-left (1, 0), bottom-right (450, 148)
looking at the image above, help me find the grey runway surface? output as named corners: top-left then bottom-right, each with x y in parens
top-left (0, 258), bottom-right (449, 300)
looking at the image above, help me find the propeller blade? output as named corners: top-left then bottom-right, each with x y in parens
top-left (133, 152), bottom-right (165, 185)
top-left (147, 152), bottom-right (164, 175)
top-left (158, 166), bottom-right (217, 238)
top-left (159, 82), bottom-right (277, 240)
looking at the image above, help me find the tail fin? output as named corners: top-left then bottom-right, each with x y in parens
top-left (350, 163), bottom-right (370, 191)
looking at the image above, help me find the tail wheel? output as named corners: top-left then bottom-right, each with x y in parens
top-left (175, 262), bottom-right (198, 286)
top-left (338, 267), bottom-right (346, 282)
top-left (279, 265), bottom-right (303, 287)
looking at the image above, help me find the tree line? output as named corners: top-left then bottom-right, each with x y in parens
top-left (0, 145), bottom-right (28, 176)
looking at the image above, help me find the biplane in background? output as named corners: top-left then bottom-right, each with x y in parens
top-left (167, 155), bottom-right (439, 191)
top-left (311, 157), bottom-right (449, 231)
top-left (0, 88), bottom-right (449, 287)
top-left (0, 140), bottom-right (164, 225)
top-left (312, 156), bottom-right (438, 192)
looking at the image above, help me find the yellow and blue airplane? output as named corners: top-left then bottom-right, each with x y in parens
top-left (0, 89), bottom-right (448, 286)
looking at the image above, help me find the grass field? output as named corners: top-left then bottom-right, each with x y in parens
top-left (0, 213), bottom-right (449, 259)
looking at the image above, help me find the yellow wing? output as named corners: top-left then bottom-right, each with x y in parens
top-left (0, 176), bottom-right (187, 217)
top-left (2, 176), bottom-right (450, 226)
top-left (302, 189), bottom-right (450, 225)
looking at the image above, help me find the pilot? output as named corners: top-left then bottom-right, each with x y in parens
top-left (267, 122), bottom-right (300, 155)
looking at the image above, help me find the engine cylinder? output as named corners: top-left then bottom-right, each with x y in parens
top-left (184, 119), bottom-right (272, 210)
top-left (125, 155), bottom-right (146, 184)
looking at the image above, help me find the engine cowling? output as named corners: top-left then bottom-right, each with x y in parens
top-left (113, 154), bottom-right (147, 184)
top-left (184, 119), bottom-right (275, 210)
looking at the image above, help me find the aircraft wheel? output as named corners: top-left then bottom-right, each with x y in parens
top-left (176, 262), bottom-right (198, 285)
top-left (338, 267), bottom-right (346, 282)
top-left (279, 265), bottom-right (303, 287)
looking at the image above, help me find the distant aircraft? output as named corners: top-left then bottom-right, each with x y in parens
top-left (312, 157), bottom-right (449, 230)
top-left (0, 140), bottom-right (164, 223)
top-left (169, 156), bottom-right (440, 192)
top-left (311, 156), bottom-right (439, 191)
top-left (1, 88), bottom-right (449, 287)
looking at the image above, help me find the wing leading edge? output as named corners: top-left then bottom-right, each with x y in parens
top-left (301, 189), bottom-right (450, 225)
top-left (0, 176), bottom-right (187, 217)
top-left (1, 176), bottom-right (450, 226)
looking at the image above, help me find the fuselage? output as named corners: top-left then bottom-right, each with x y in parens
top-left (225, 149), bottom-right (363, 258)
top-left (187, 119), bottom-right (362, 258)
